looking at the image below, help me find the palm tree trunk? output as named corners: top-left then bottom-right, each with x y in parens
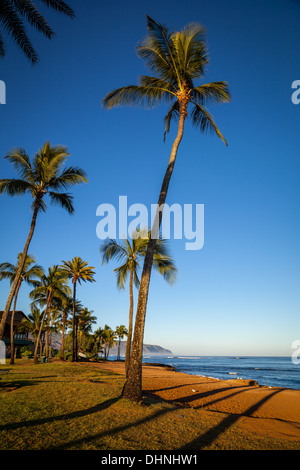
top-left (0, 201), bottom-right (40, 340)
top-left (117, 337), bottom-right (121, 361)
top-left (10, 279), bottom-right (21, 365)
top-left (60, 312), bottom-right (67, 360)
top-left (75, 318), bottom-right (78, 361)
top-left (34, 292), bottom-right (52, 364)
top-left (125, 268), bottom-right (134, 376)
top-left (72, 281), bottom-right (77, 362)
top-left (122, 104), bottom-right (187, 401)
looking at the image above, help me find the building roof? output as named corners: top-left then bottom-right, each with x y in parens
top-left (0, 310), bottom-right (29, 325)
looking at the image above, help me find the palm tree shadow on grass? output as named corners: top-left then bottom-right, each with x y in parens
top-left (48, 404), bottom-right (177, 450)
top-left (180, 388), bottom-right (285, 450)
top-left (145, 384), bottom-right (251, 406)
top-left (0, 397), bottom-right (120, 433)
top-left (0, 379), bottom-right (39, 391)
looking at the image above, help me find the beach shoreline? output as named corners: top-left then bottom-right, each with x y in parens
top-left (85, 360), bottom-right (300, 444)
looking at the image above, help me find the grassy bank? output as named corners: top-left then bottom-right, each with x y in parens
top-left (0, 360), bottom-right (299, 450)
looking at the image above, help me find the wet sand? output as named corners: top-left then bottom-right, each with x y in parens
top-left (89, 360), bottom-right (300, 443)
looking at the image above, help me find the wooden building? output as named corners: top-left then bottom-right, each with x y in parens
top-left (0, 310), bottom-right (34, 358)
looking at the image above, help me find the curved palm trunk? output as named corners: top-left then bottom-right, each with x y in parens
top-left (122, 104), bottom-right (187, 401)
top-left (75, 318), bottom-right (79, 361)
top-left (72, 280), bottom-right (77, 362)
top-left (125, 268), bottom-right (134, 376)
top-left (0, 201), bottom-right (39, 340)
top-left (34, 292), bottom-right (52, 364)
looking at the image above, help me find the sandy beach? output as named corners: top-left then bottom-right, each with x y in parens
top-left (90, 360), bottom-right (300, 444)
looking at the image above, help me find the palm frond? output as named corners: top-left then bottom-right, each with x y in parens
top-left (140, 16), bottom-right (180, 85)
top-left (192, 82), bottom-right (231, 105)
top-left (171, 23), bottom-right (207, 80)
top-left (49, 191), bottom-right (74, 214)
top-left (103, 84), bottom-right (173, 110)
top-left (163, 100), bottom-right (180, 141)
top-left (100, 239), bottom-right (127, 265)
top-left (190, 103), bottom-right (228, 146)
top-left (12, 0), bottom-right (54, 38)
top-left (4, 148), bottom-right (33, 180)
top-left (47, 166), bottom-right (88, 190)
top-left (40, 0), bottom-right (75, 18)
top-left (0, 0), bottom-right (39, 63)
top-left (0, 178), bottom-right (32, 195)
top-left (114, 262), bottom-right (130, 290)
top-left (153, 253), bottom-right (177, 284)
top-left (0, 30), bottom-right (5, 57)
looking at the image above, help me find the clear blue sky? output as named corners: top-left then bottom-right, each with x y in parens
top-left (0, 0), bottom-right (299, 356)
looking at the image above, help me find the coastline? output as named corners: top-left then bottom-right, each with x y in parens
top-left (87, 360), bottom-right (300, 443)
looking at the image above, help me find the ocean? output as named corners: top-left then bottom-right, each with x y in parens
top-left (141, 355), bottom-right (300, 390)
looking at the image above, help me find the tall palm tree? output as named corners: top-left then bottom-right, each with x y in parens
top-left (0, 253), bottom-right (44, 364)
top-left (115, 325), bottom-right (128, 361)
top-left (103, 16), bottom-right (230, 401)
top-left (100, 228), bottom-right (176, 376)
top-left (59, 257), bottom-right (96, 362)
top-left (0, 0), bottom-right (75, 64)
top-left (0, 141), bottom-right (87, 341)
top-left (30, 265), bottom-right (71, 363)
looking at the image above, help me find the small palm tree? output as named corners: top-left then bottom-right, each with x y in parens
top-left (58, 296), bottom-right (81, 360)
top-left (59, 257), bottom-right (96, 362)
top-left (0, 141), bottom-right (87, 341)
top-left (100, 325), bottom-right (116, 360)
top-left (77, 307), bottom-right (97, 355)
top-left (103, 16), bottom-right (230, 401)
top-left (0, 0), bottom-right (75, 64)
top-left (100, 228), bottom-right (176, 375)
top-left (30, 265), bottom-right (71, 363)
top-left (94, 326), bottom-right (105, 358)
top-left (0, 253), bottom-right (44, 364)
top-left (115, 325), bottom-right (128, 361)
top-left (19, 305), bottom-right (44, 359)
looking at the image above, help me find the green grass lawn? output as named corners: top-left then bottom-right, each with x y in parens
top-left (0, 360), bottom-right (299, 451)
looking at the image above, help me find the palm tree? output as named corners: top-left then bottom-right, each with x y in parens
top-left (0, 0), bottom-right (75, 64)
top-left (115, 325), bottom-right (128, 361)
top-left (0, 253), bottom-right (44, 364)
top-left (102, 16), bottom-right (230, 401)
top-left (100, 228), bottom-right (176, 376)
top-left (100, 325), bottom-right (116, 360)
top-left (59, 257), bottom-right (96, 362)
top-left (18, 305), bottom-right (45, 359)
top-left (94, 326), bottom-right (105, 358)
top-left (77, 307), bottom-right (97, 355)
top-left (30, 265), bottom-right (71, 363)
top-left (0, 141), bottom-right (87, 341)
top-left (58, 296), bottom-right (80, 360)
